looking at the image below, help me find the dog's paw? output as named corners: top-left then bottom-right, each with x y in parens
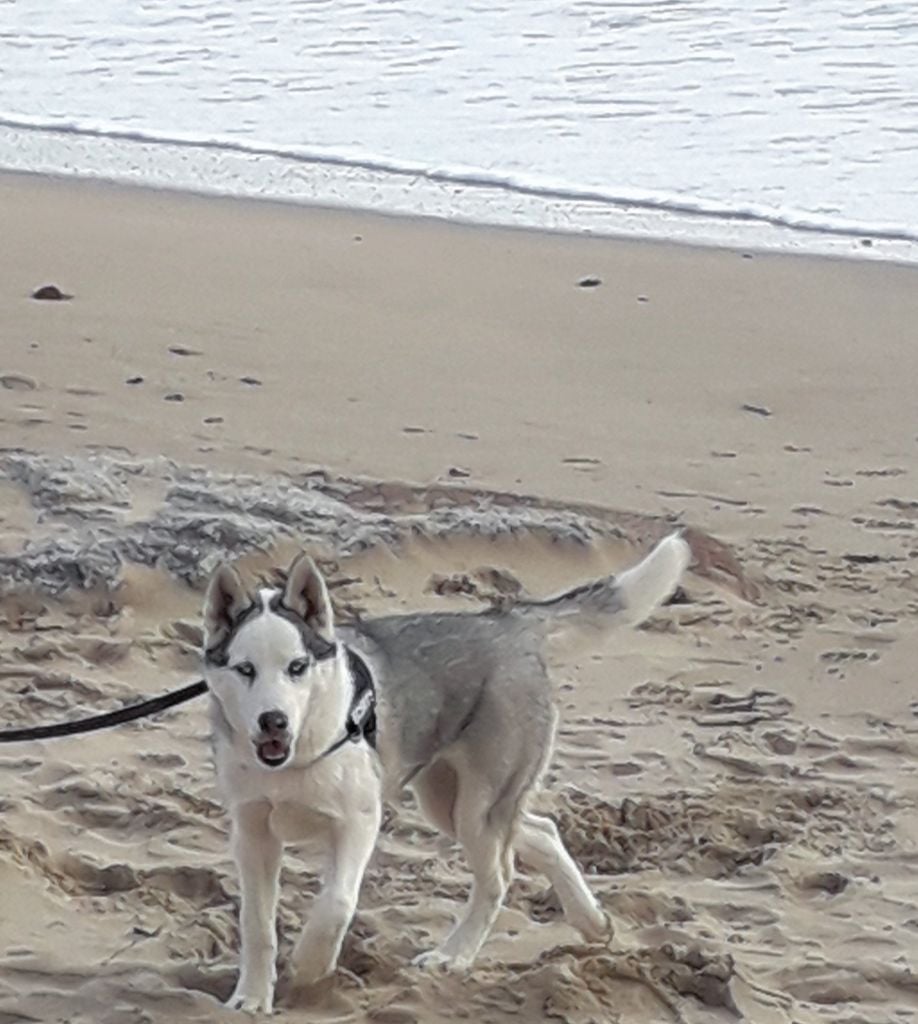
top-left (225, 984), bottom-right (274, 1015)
top-left (411, 949), bottom-right (469, 973)
top-left (411, 949), bottom-right (450, 972)
top-left (287, 966), bottom-right (334, 997)
top-left (577, 906), bottom-right (615, 944)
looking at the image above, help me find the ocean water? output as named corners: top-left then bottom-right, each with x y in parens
top-left (2, 0), bottom-right (918, 260)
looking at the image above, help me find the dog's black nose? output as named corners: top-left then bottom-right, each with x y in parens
top-left (258, 710), bottom-right (289, 734)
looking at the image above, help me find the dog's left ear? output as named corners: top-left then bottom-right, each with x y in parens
top-left (203, 563), bottom-right (252, 658)
top-left (282, 554), bottom-right (334, 642)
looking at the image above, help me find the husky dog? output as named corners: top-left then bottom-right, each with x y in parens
top-left (204, 532), bottom-right (691, 1013)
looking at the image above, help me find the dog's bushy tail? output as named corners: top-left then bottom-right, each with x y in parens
top-left (516, 532), bottom-right (691, 632)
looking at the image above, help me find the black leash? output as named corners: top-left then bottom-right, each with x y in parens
top-left (0, 647), bottom-right (377, 752)
top-left (0, 679), bottom-right (209, 743)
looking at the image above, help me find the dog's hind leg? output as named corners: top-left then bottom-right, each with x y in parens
top-left (226, 801), bottom-right (283, 1014)
top-left (289, 807), bottom-right (380, 992)
top-left (413, 766), bottom-right (524, 970)
top-left (412, 758), bottom-right (458, 837)
top-left (514, 811), bottom-right (609, 941)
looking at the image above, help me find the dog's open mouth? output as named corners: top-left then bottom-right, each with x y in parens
top-left (255, 738), bottom-right (291, 768)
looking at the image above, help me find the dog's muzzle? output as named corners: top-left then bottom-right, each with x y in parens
top-left (254, 710), bottom-right (291, 768)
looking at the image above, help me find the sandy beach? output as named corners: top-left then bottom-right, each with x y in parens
top-left (1, 172), bottom-right (918, 1023)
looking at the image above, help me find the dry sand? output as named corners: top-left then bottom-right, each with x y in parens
top-left (1, 172), bottom-right (918, 1023)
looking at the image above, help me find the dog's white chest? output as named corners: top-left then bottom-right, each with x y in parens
top-left (219, 745), bottom-right (382, 848)
top-left (268, 800), bottom-right (334, 845)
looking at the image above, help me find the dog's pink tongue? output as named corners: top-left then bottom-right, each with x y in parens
top-left (260, 739), bottom-right (286, 759)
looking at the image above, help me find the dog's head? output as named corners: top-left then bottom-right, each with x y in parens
top-left (202, 553), bottom-right (340, 769)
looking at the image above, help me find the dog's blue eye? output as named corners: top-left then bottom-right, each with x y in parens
top-left (235, 662), bottom-right (256, 680)
top-left (288, 659), bottom-right (309, 677)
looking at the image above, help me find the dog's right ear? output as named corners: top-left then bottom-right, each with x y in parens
top-left (281, 553), bottom-right (334, 643)
top-left (203, 564), bottom-right (252, 655)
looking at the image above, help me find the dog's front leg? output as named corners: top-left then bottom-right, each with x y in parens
top-left (226, 801), bottom-right (283, 1014)
top-left (289, 807), bottom-right (379, 991)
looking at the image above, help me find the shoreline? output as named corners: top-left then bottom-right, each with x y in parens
top-left (4, 164), bottom-right (899, 265)
top-left (2, 164), bottom-right (908, 267)
top-left (2, 124), bottom-right (917, 265)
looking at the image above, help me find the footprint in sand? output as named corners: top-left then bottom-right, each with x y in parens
top-left (855, 466), bottom-right (906, 478)
top-left (367, 1006), bottom-right (419, 1024)
top-left (65, 386), bottom-right (103, 397)
top-left (0, 373), bottom-right (37, 391)
top-left (820, 648), bottom-right (880, 663)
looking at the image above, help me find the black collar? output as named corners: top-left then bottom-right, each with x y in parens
top-left (315, 645), bottom-right (377, 762)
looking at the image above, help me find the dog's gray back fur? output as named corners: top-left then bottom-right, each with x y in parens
top-left (342, 609), bottom-right (550, 784)
top-left (339, 532), bottom-right (691, 798)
